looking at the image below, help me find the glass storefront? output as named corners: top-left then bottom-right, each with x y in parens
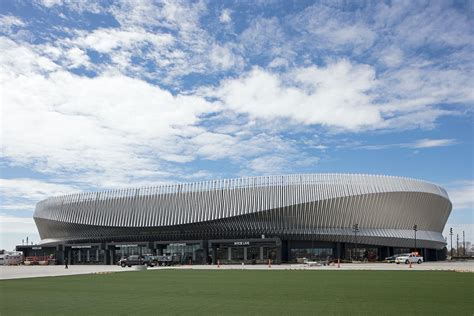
top-left (231, 247), bottom-right (244, 262)
top-left (290, 248), bottom-right (334, 262)
top-left (112, 244), bottom-right (152, 264)
top-left (247, 247), bottom-right (260, 262)
top-left (69, 246), bottom-right (105, 264)
top-left (345, 247), bottom-right (379, 261)
top-left (211, 240), bottom-right (280, 264)
top-left (162, 243), bottom-right (203, 264)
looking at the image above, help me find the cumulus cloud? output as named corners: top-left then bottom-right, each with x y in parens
top-left (1, 38), bottom-right (221, 187)
top-left (209, 61), bottom-right (381, 130)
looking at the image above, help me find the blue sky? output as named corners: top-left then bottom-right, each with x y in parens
top-left (0, 0), bottom-right (472, 250)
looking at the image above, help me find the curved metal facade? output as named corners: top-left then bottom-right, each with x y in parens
top-left (34, 174), bottom-right (452, 249)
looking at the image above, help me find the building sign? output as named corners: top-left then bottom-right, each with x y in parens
top-left (169, 243), bottom-right (186, 247)
top-left (115, 244), bottom-right (138, 248)
top-left (233, 241), bottom-right (250, 246)
top-left (31, 247), bottom-right (42, 250)
top-left (71, 245), bottom-right (92, 249)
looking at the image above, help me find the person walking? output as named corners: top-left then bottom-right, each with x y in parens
top-left (64, 255), bottom-right (68, 269)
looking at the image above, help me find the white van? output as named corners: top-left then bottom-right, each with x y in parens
top-left (0, 252), bottom-right (23, 265)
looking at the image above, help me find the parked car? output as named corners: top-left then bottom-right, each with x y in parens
top-left (395, 253), bottom-right (423, 264)
top-left (384, 255), bottom-right (398, 263)
top-left (156, 255), bottom-right (174, 266)
top-left (118, 255), bottom-right (156, 267)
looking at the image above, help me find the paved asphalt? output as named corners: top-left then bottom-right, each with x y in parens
top-left (1, 261), bottom-right (473, 280)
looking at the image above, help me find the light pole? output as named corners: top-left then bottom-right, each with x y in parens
top-left (449, 228), bottom-right (453, 258)
top-left (413, 224), bottom-right (418, 254)
top-left (352, 224), bottom-right (359, 261)
top-left (463, 231), bottom-right (465, 256)
top-left (456, 234), bottom-right (459, 257)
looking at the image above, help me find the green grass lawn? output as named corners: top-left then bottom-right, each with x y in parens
top-left (1, 270), bottom-right (473, 315)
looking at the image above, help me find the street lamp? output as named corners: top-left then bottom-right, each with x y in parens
top-left (463, 231), bottom-right (466, 256)
top-left (413, 224), bottom-right (418, 254)
top-left (449, 228), bottom-right (453, 258)
top-left (456, 234), bottom-right (459, 257)
top-left (352, 224), bottom-right (359, 261)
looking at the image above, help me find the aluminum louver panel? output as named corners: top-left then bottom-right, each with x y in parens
top-left (34, 173), bottom-right (451, 249)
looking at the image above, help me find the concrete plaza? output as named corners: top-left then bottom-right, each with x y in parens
top-left (1, 261), bottom-right (472, 280)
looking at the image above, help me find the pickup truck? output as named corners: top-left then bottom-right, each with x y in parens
top-left (395, 253), bottom-right (423, 264)
top-left (155, 255), bottom-right (174, 266)
top-left (118, 255), bottom-right (156, 267)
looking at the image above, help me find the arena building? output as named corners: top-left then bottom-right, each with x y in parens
top-left (17, 174), bottom-right (452, 265)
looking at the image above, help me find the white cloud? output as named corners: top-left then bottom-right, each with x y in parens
top-left (70, 28), bottom-right (174, 54)
top-left (37, 0), bottom-right (63, 8)
top-left (210, 61), bottom-right (381, 130)
top-left (268, 57), bottom-right (288, 69)
top-left (0, 15), bottom-right (25, 34)
top-left (0, 178), bottom-right (80, 212)
top-left (219, 9), bottom-right (231, 23)
top-left (65, 47), bottom-right (90, 69)
top-left (289, 3), bottom-right (376, 52)
top-left (378, 46), bottom-right (404, 67)
top-left (376, 1), bottom-right (474, 49)
top-left (410, 139), bottom-right (457, 149)
top-left (0, 178), bottom-right (79, 201)
top-left (209, 44), bottom-right (242, 70)
top-left (1, 38), bottom-right (220, 187)
top-left (357, 138), bottom-right (457, 151)
top-left (446, 181), bottom-right (474, 210)
top-left (0, 214), bottom-right (38, 234)
top-left (240, 17), bottom-right (287, 57)
top-left (244, 153), bottom-right (319, 175)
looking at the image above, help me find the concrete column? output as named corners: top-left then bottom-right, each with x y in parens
top-left (228, 247), bottom-right (232, 261)
top-left (203, 241), bottom-right (209, 264)
top-left (244, 247), bottom-right (247, 261)
top-left (260, 247), bottom-right (264, 261)
top-left (281, 240), bottom-right (289, 263)
top-left (109, 249), bottom-right (114, 265)
top-left (336, 242), bottom-right (341, 259)
top-left (212, 245), bottom-right (217, 264)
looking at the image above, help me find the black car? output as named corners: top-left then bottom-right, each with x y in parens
top-left (384, 255), bottom-right (398, 263)
top-left (118, 255), bottom-right (156, 267)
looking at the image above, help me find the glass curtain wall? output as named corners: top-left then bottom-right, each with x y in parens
top-left (345, 247), bottom-right (379, 261)
top-left (290, 248), bottom-right (334, 262)
top-left (113, 245), bottom-right (152, 264)
top-left (70, 247), bottom-right (105, 264)
top-left (162, 244), bottom-right (202, 264)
